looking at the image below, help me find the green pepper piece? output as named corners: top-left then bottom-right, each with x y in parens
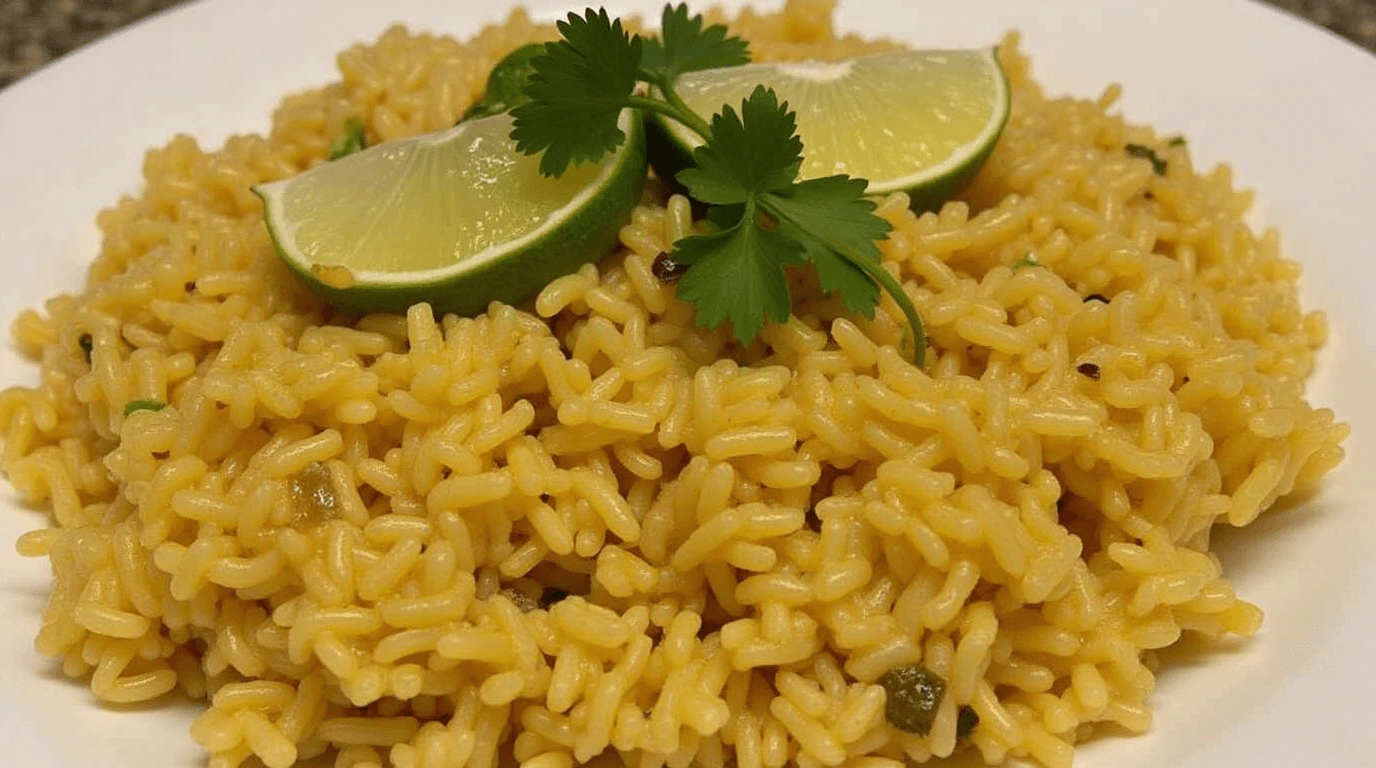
top-left (328, 117), bottom-right (367, 160)
top-left (878, 665), bottom-right (946, 735)
top-left (123, 399), bottom-right (167, 416)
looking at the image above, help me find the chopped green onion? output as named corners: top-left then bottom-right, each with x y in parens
top-left (1125, 143), bottom-right (1167, 175)
top-left (124, 399), bottom-right (167, 416)
top-left (328, 117), bottom-right (367, 161)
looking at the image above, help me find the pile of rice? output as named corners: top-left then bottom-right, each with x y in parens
top-left (0, 2), bottom-right (1349, 767)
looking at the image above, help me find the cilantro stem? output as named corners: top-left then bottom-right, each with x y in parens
top-left (848, 255), bottom-right (928, 368)
top-left (657, 81), bottom-right (714, 141)
top-left (761, 197), bottom-right (927, 367)
top-left (626, 95), bottom-right (713, 141)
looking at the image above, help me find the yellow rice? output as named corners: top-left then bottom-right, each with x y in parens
top-left (0, 1), bottom-right (1349, 767)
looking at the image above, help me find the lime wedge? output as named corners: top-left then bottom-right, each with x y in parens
top-left (650, 48), bottom-right (1009, 209)
top-left (255, 109), bottom-right (646, 316)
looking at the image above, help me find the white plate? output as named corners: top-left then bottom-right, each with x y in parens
top-left (1, 0), bottom-right (1374, 766)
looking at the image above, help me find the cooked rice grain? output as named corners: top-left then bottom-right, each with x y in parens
top-left (0, 0), bottom-right (1348, 767)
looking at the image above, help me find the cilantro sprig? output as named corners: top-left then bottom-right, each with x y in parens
top-left (510, 4), bottom-right (927, 365)
top-left (460, 43), bottom-right (546, 122)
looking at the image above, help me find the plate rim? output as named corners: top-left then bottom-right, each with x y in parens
top-left (1, 2), bottom-right (1374, 768)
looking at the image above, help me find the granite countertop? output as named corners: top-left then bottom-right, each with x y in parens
top-left (2, 0), bottom-right (1375, 88)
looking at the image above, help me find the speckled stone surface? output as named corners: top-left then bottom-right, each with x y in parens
top-left (0, 0), bottom-right (181, 87)
top-left (2, 0), bottom-right (1375, 89)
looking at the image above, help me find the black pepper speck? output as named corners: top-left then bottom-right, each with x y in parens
top-left (651, 252), bottom-right (688, 283)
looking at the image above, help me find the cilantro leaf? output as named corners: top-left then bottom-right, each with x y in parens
top-left (673, 205), bottom-right (803, 344)
top-left (676, 86), bottom-right (801, 204)
top-left (669, 85), bottom-right (916, 353)
top-left (706, 203), bottom-right (745, 231)
top-left (761, 175), bottom-right (891, 316)
top-left (796, 234), bottom-right (880, 316)
top-left (510, 8), bottom-right (642, 176)
top-left (641, 3), bottom-right (750, 81)
top-left (460, 42), bottom-right (545, 122)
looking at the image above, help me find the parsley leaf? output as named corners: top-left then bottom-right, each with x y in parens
top-left (328, 117), bottom-right (367, 161)
top-left (1011, 254), bottom-right (1039, 270)
top-left (641, 3), bottom-right (750, 81)
top-left (674, 202), bottom-right (803, 343)
top-left (510, 8), bottom-right (643, 176)
top-left (677, 86), bottom-right (801, 204)
top-left (1167, 135), bottom-right (1187, 147)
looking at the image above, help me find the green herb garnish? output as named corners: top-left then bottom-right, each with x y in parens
top-left (461, 43), bottom-right (546, 122)
top-left (676, 87), bottom-right (900, 344)
top-left (1167, 135), bottom-right (1187, 147)
top-left (77, 333), bottom-right (93, 360)
top-left (509, 8), bottom-right (645, 177)
top-left (1011, 254), bottom-right (1039, 271)
top-left (123, 400), bottom-right (167, 416)
top-left (879, 664), bottom-right (946, 735)
top-left (1125, 143), bottom-right (1167, 176)
top-left (509, 4), bottom-right (926, 365)
top-left (640, 3), bottom-right (751, 81)
top-left (328, 117), bottom-right (367, 161)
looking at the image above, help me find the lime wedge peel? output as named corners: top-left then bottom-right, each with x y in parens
top-left (254, 108), bottom-right (646, 316)
top-left (649, 48), bottom-right (1010, 208)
